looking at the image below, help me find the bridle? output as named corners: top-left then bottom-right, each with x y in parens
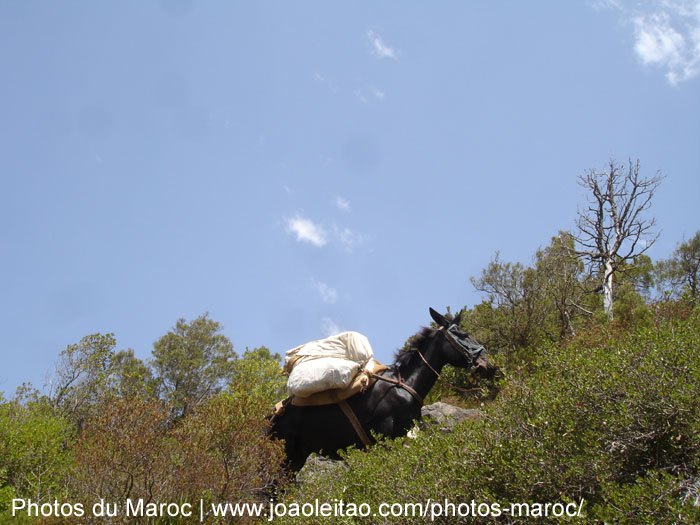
top-left (415, 325), bottom-right (487, 396)
top-left (438, 324), bottom-right (486, 367)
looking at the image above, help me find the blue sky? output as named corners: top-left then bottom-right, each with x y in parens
top-left (1, 1), bottom-right (699, 396)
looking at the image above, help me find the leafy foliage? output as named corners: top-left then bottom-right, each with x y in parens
top-left (151, 313), bottom-right (236, 417)
top-left (0, 395), bottom-right (74, 522)
top-left (656, 231), bottom-right (700, 304)
top-left (593, 472), bottom-right (700, 524)
top-left (470, 252), bottom-right (550, 355)
top-left (109, 349), bottom-right (157, 399)
top-left (173, 390), bottom-right (287, 508)
top-left (70, 396), bottom-right (173, 504)
top-left (49, 333), bottom-right (118, 430)
top-left (64, 344), bottom-right (286, 524)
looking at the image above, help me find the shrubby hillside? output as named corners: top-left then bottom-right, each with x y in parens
top-left (285, 306), bottom-right (700, 524)
top-left (1, 225), bottom-right (699, 523)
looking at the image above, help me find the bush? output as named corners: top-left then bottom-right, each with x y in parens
top-left (171, 390), bottom-right (288, 511)
top-left (592, 472), bottom-right (700, 524)
top-left (65, 348), bottom-right (287, 524)
top-left (70, 397), bottom-right (175, 509)
top-left (0, 396), bottom-right (74, 524)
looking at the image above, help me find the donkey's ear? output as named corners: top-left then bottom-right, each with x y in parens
top-left (429, 307), bottom-right (449, 328)
top-left (453, 310), bottom-right (463, 326)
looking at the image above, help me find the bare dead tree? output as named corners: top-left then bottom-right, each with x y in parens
top-left (573, 159), bottom-right (662, 319)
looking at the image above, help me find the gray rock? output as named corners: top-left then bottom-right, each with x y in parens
top-left (296, 454), bottom-right (346, 484)
top-left (681, 476), bottom-right (700, 508)
top-left (420, 402), bottom-right (483, 431)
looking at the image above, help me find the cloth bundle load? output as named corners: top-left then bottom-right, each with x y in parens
top-left (284, 331), bottom-right (377, 398)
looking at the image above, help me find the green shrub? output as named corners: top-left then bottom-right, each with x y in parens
top-left (64, 347), bottom-right (287, 524)
top-left (591, 472), bottom-right (700, 524)
top-left (0, 397), bottom-right (74, 524)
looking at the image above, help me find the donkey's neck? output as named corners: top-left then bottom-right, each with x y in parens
top-left (400, 344), bottom-right (447, 402)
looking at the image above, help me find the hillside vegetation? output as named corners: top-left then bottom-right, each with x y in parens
top-left (2, 294), bottom-right (699, 523)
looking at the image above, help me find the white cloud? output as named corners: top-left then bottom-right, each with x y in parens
top-left (354, 89), bottom-right (369, 104)
top-left (285, 215), bottom-right (328, 247)
top-left (367, 30), bottom-right (398, 59)
top-left (633, 12), bottom-right (694, 83)
top-left (321, 317), bottom-right (341, 337)
top-left (312, 279), bottom-right (338, 304)
top-left (335, 196), bottom-right (351, 212)
top-left (335, 226), bottom-right (364, 252)
top-left (354, 84), bottom-right (387, 104)
top-left (284, 214), bottom-right (365, 252)
top-left (598, 0), bottom-right (700, 85)
top-left (588, 0), bottom-right (623, 11)
top-left (371, 86), bottom-right (386, 99)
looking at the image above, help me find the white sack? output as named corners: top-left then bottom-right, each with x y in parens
top-left (284, 331), bottom-right (374, 397)
top-left (287, 357), bottom-right (360, 397)
top-left (284, 331), bottom-right (373, 369)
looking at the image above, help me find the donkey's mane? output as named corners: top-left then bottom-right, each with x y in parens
top-left (392, 327), bottom-right (436, 368)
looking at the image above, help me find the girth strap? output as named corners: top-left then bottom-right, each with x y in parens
top-left (338, 400), bottom-right (373, 447)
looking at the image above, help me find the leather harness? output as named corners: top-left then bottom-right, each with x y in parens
top-left (338, 400), bottom-right (373, 446)
top-left (336, 371), bottom-right (423, 447)
top-left (369, 371), bottom-right (423, 403)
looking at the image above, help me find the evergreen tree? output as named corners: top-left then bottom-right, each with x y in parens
top-left (151, 313), bottom-right (236, 417)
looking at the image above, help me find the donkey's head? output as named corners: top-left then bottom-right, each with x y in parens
top-left (429, 307), bottom-right (496, 379)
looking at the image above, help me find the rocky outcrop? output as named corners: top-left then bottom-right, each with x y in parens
top-left (420, 401), bottom-right (483, 431)
top-left (681, 476), bottom-right (700, 508)
top-left (296, 454), bottom-right (346, 484)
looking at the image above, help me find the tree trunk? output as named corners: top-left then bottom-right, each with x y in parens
top-left (603, 258), bottom-right (614, 319)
